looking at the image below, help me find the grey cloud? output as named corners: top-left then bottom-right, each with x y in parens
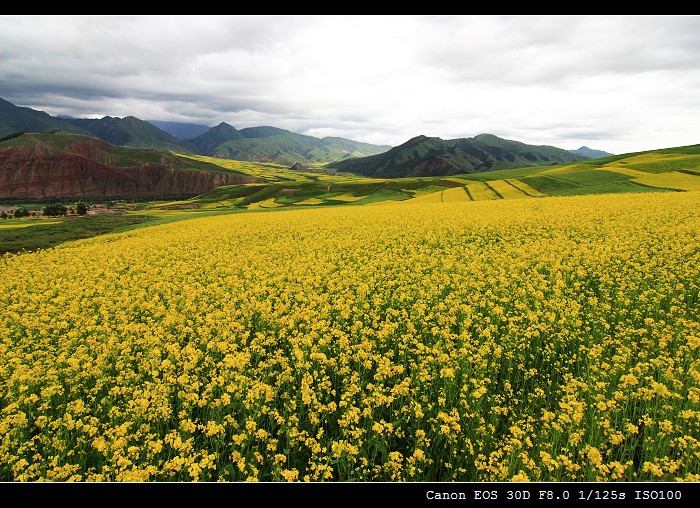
top-left (1, 15), bottom-right (698, 154)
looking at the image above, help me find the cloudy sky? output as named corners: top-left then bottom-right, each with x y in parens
top-left (1, 15), bottom-right (699, 154)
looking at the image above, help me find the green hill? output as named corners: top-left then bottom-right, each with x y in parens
top-left (185, 122), bottom-right (244, 154)
top-left (62, 116), bottom-right (186, 152)
top-left (327, 134), bottom-right (588, 178)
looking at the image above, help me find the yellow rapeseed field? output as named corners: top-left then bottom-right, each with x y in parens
top-left (1, 191), bottom-right (699, 481)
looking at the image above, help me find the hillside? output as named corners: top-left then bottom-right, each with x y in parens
top-left (327, 134), bottom-right (588, 178)
top-left (0, 132), bottom-right (257, 200)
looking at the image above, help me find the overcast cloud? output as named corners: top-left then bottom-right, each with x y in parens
top-left (1, 15), bottom-right (699, 154)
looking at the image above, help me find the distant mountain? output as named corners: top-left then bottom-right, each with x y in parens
top-left (0, 97), bottom-right (91, 138)
top-left (191, 125), bottom-right (392, 165)
top-left (320, 137), bottom-right (394, 160)
top-left (328, 134), bottom-right (588, 178)
top-left (62, 116), bottom-right (186, 152)
top-left (147, 120), bottom-right (210, 140)
top-left (0, 132), bottom-right (257, 200)
top-left (569, 146), bottom-right (614, 159)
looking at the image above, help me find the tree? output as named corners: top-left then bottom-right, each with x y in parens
top-left (43, 203), bottom-right (67, 217)
top-left (1, 212), bottom-right (6, 220)
top-left (14, 207), bottom-right (29, 218)
top-left (76, 202), bottom-right (88, 215)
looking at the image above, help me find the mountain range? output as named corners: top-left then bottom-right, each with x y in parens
top-left (0, 96), bottom-right (618, 199)
top-left (0, 97), bottom-right (612, 169)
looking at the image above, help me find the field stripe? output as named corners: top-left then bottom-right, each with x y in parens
top-left (507, 179), bottom-right (546, 197)
top-left (465, 181), bottom-right (499, 201)
top-left (293, 197), bottom-right (325, 205)
top-left (631, 171), bottom-right (700, 191)
top-left (407, 189), bottom-right (444, 203)
top-left (483, 181), bottom-right (504, 199)
top-left (487, 179), bottom-right (530, 199)
top-left (441, 186), bottom-right (472, 202)
top-left (327, 193), bottom-right (364, 202)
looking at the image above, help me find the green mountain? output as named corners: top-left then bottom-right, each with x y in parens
top-left (0, 97), bottom-right (91, 138)
top-left (327, 134), bottom-right (588, 178)
top-left (147, 120), bottom-right (210, 140)
top-left (62, 116), bottom-right (186, 152)
top-left (206, 127), bottom-right (330, 164)
top-left (569, 146), bottom-right (614, 158)
top-left (185, 122), bottom-right (244, 154)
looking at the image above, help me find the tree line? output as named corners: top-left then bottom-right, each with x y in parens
top-left (1, 201), bottom-right (88, 219)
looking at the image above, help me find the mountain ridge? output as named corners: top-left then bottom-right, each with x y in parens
top-left (0, 97), bottom-right (613, 173)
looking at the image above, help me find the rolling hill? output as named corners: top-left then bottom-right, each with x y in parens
top-left (165, 141), bottom-right (700, 212)
top-left (327, 133), bottom-right (588, 178)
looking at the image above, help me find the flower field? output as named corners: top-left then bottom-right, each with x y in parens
top-left (1, 191), bottom-right (699, 481)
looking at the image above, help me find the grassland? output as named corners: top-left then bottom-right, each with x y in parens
top-left (0, 214), bottom-right (155, 255)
